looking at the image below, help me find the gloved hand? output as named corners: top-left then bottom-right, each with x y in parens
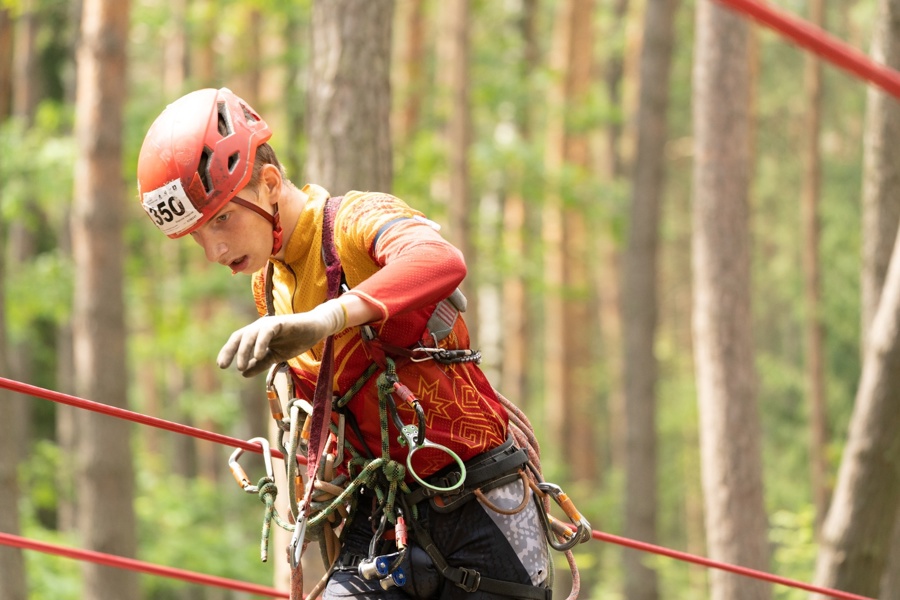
top-left (217, 300), bottom-right (348, 378)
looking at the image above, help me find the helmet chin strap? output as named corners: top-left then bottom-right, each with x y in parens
top-left (231, 196), bottom-right (284, 255)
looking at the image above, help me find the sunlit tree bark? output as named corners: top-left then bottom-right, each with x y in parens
top-left (692, 2), bottom-right (771, 598)
top-left (801, 0), bottom-right (829, 534)
top-left (0, 7), bottom-right (11, 119)
top-left (0, 223), bottom-right (26, 600)
top-left (72, 1), bottom-right (138, 598)
top-left (543, 0), bottom-right (598, 487)
top-left (812, 222), bottom-right (900, 597)
top-left (306, 0), bottom-right (393, 194)
top-left (815, 0), bottom-right (900, 595)
top-left (621, 1), bottom-right (678, 598)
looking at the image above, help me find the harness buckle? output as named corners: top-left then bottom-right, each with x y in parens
top-left (456, 567), bottom-right (482, 593)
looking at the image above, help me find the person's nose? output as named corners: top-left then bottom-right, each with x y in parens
top-left (192, 229), bottom-right (227, 264)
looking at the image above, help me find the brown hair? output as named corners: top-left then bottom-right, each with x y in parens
top-left (248, 143), bottom-right (285, 189)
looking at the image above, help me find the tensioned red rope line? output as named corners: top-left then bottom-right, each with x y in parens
top-left (715, 0), bottom-right (900, 100)
top-left (0, 376), bottom-right (305, 465)
top-left (1, 376), bottom-right (875, 599)
top-left (0, 532), bottom-right (290, 598)
top-left (585, 529), bottom-right (872, 600)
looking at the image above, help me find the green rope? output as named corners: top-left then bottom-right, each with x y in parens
top-left (256, 477), bottom-right (294, 562)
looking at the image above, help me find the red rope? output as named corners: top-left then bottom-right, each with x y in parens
top-left (588, 529), bottom-right (873, 600)
top-left (0, 532), bottom-right (290, 598)
top-left (3, 376), bottom-right (877, 598)
top-left (715, 0), bottom-right (900, 100)
top-left (0, 376), bottom-right (304, 465)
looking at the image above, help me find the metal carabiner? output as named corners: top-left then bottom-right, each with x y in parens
top-left (536, 481), bottom-right (592, 551)
top-left (397, 424), bottom-right (467, 493)
top-left (384, 376), bottom-right (467, 493)
top-left (228, 437), bottom-right (275, 494)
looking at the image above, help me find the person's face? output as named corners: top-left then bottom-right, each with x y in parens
top-left (190, 192), bottom-right (272, 275)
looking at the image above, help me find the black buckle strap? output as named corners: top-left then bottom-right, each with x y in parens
top-left (456, 567), bottom-right (482, 593)
top-left (444, 564), bottom-right (551, 599)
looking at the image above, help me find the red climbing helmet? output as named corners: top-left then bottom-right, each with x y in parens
top-left (137, 88), bottom-right (272, 238)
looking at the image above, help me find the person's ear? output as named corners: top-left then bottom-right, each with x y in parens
top-left (260, 164), bottom-right (283, 207)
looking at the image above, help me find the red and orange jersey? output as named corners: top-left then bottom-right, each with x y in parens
top-left (251, 184), bottom-right (508, 477)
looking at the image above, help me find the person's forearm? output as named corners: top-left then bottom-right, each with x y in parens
top-left (330, 294), bottom-right (381, 328)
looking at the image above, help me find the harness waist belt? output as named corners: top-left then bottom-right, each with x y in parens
top-left (405, 437), bottom-right (529, 509)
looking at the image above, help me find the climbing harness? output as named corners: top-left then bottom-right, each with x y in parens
top-left (228, 195), bottom-right (592, 599)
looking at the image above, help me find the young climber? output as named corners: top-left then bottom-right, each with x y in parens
top-left (136, 87), bottom-right (555, 599)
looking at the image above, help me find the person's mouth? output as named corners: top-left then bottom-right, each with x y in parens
top-left (228, 256), bottom-right (249, 274)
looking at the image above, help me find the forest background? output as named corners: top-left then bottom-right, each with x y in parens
top-left (2, 0), bottom-right (900, 598)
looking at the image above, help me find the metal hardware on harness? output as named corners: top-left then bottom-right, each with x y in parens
top-left (385, 380), bottom-right (467, 493)
top-left (380, 568), bottom-right (407, 590)
top-left (289, 509), bottom-right (307, 569)
top-left (228, 437), bottom-right (275, 494)
top-left (536, 481), bottom-right (592, 551)
top-left (266, 362), bottom-right (295, 432)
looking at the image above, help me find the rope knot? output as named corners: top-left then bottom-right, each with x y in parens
top-left (257, 477), bottom-right (277, 505)
top-left (382, 460), bottom-right (406, 483)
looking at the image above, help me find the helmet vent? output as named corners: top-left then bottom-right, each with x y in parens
top-left (198, 146), bottom-right (214, 194)
top-left (227, 151), bottom-right (240, 173)
top-left (242, 104), bottom-right (258, 125)
top-left (217, 101), bottom-right (234, 137)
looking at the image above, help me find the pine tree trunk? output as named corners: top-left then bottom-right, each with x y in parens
top-left (72, 1), bottom-right (138, 599)
top-left (0, 224), bottom-right (27, 600)
top-left (500, 0), bottom-right (539, 409)
top-left (306, 0), bottom-right (393, 194)
top-left (801, 0), bottom-right (829, 534)
top-left (0, 7), bottom-right (12, 119)
top-left (621, 0), bottom-right (678, 598)
top-left (436, 0), bottom-right (477, 342)
top-left (394, 0), bottom-right (426, 146)
top-left (833, 0), bottom-right (900, 595)
top-left (301, 1), bottom-right (394, 593)
top-left (692, 2), bottom-right (771, 598)
top-left (812, 221), bottom-right (900, 597)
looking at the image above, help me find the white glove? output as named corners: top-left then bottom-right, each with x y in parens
top-left (217, 300), bottom-right (347, 378)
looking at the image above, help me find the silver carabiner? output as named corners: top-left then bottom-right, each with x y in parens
top-left (228, 437), bottom-right (275, 494)
top-left (537, 482), bottom-right (592, 550)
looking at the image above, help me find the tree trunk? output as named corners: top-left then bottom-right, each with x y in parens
top-left (436, 0), bottom-right (477, 342)
top-left (394, 0), bottom-right (426, 146)
top-left (72, 2), bottom-right (138, 599)
top-left (0, 224), bottom-right (27, 600)
top-left (801, 0), bottom-right (829, 534)
top-left (0, 7), bottom-right (12, 120)
top-left (692, 2), bottom-right (771, 599)
top-left (811, 219), bottom-right (900, 597)
top-left (543, 0), bottom-right (596, 472)
top-left (827, 0), bottom-right (900, 595)
top-left (861, 0), bottom-right (900, 344)
top-left (601, 0), bottom-right (630, 179)
top-left (621, 0), bottom-right (678, 598)
top-left (306, 0), bottom-right (393, 194)
top-left (300, 1), bottom-right (394, 592)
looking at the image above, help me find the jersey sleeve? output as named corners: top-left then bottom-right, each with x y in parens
top-left (336, 192), bottom-right (466, 321)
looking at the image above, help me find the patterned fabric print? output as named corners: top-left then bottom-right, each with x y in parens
top-left (251, 184), bottom-right (509, 477)
top-left (480, 479), bottom-right (551, 587)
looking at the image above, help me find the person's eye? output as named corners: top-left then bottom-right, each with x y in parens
top-left (216, 212), bottom-right (230, 224)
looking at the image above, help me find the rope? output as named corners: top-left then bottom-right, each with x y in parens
top-left (0, 532), bottom-right (291, 598)
top-left (0, 376), bottom-right (878, 599)
top-left (715, 0), bottom-right (900, 99)
top-left (0, 376), bottom-right (305, 465)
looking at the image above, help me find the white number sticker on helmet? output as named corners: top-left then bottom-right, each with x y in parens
top-left (141, 180), bottom-right (202, 236)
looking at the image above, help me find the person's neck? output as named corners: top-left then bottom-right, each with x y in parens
top-left (271, 182), bottom-right (307, 262)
